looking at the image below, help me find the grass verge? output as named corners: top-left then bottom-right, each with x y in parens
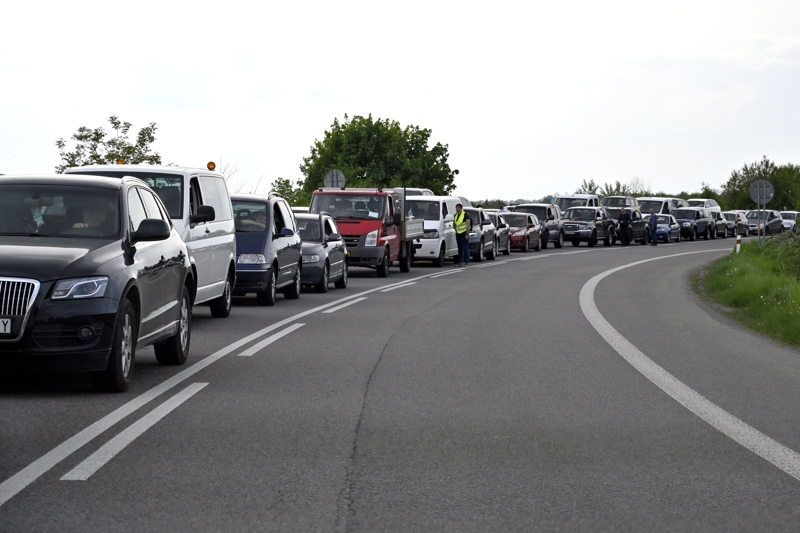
top-left (694, 232), bottom-right (800, 348)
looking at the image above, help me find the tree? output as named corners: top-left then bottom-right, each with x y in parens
top-left (574, 179), bottom-right (599, 195)
top-left (720, 156), bottom-right (800, 211)
top-left (55, 115), bottom-right (163, 173)
top-left (299, 114), bottom-right (459, 197)
top-left (270, 177), bottom-right (310, 206)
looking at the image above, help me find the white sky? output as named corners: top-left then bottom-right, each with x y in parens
top-left (2, 0), bottom-right (799, 200)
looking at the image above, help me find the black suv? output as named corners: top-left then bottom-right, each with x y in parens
top-left (509, 203), bottom-right (564, 248)
top-left (0, 175), bottom-right (194, 391)
top-left (562, 207), bottom-right (616, 247)
top-left (673, 207), bottom-right (714, 241)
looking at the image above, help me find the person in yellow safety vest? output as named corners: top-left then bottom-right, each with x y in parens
top-left (454, 203), bottom-right (472, 267)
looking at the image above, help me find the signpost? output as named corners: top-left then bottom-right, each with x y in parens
top-left (323, 169), bottom-right (346, 189)
top-left (749, 179), bottom-right (774, 247)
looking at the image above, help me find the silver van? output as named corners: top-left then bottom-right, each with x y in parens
top-left (66, 164), bottom-right (237, 317)
top-left (406, 196), bottom-right (460, 267)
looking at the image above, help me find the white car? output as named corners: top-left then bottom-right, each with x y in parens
top-left (554, 194), bottom-right (600, 212)
top-left (780, 211), bottom-right (799, 231)
top-left (637, 197), bottom-right (688, 215)
top-left (406, 196), bottom-right (460, 267)
top-left (687, 198), bottom-right (722, 213)
top-left (66, 164), bottom-right (237, 317)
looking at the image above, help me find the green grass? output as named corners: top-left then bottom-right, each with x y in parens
top-left (697, 232), bottom-right (800, 348)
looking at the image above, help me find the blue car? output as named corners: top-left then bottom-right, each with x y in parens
top-left (654, 214), bottom-right (681, 243)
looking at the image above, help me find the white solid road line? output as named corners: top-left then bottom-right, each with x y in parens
top-left (380, 282), bottom-right (417, 292)
top-left (61, 383), bottom-right (209, 481)
top-left (238, 323), bottom-right (306, 356)
top-left (0, 245), bottom-right (613, 508)
top-left (322, 297), bottom-right (368, 313)
top-left (580, 248), bottom-right (800, 483)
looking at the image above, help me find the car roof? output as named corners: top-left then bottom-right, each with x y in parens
top-left (0, 173), bottom-right (128, 189)
top-left (230, 193), bottom-right (274, 203)
top-left (514, 203), bottom-right (551, 207)
top-left (558, 194), bottom-right (597, 198)
top-left (64, 164), bottom-right (210, 174)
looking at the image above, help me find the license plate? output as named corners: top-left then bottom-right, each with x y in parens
top-left (0, 318), bottom-right (10, 334)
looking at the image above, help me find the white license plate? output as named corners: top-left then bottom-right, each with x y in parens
top-left (0, 318), bottom-right (10, 334)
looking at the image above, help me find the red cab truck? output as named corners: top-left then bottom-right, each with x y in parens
top-left (309, 188), bottom-right (424, 277)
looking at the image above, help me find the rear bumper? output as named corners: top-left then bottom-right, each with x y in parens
top-left (413, 238), bottom-right (441, 260)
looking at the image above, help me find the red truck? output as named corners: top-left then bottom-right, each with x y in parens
top-left (309, 188), bottom-right (424, 277)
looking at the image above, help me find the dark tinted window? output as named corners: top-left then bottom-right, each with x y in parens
top-left (127, 188), bottom-right (148, 233)
top-left (73, 170), bottom-right (183, 218)
top-left (310, 194), bottom-right (386, 220)
top-left (232, 200), bottom-right (268, 233)
top-left (514, 205), bottom-right (547, 220)
top-left (407, 200), bottom-right (441, 220)
top-left (296, 216), bottom-right (322, 242)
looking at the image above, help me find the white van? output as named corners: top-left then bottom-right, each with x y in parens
top-left (394, 187), bottom-right (434, 196)
top-left (637, 197), bottom-right (688, 214)
top-left (687, 198), bottom-right (722, 214)
top-left (406, 196), bottom-right (460, 267)
top-left (66, 164), bottom-right (237, 317)
top-left (554, 194), bottom-right (600, 212)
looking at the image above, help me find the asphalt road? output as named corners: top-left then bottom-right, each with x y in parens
top-left (3, 235), bottom-right (800, 532)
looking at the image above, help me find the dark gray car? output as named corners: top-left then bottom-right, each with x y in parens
top-left (562, 207), bottom-right (616, 247)
top-left (488, 212), bottom-right (511, 256)
top-left (509, 203), bottom-right (564, 248)
top-left (296, 213), bottom-right (348, 292)
top-left (673, 207), bottom-right (714, 240)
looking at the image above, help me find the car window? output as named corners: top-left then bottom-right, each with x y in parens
top-left (325, 218), bottom-right (338, 237)
top-left (139, 188), bottom-right (166, 222)
top-left (189, 178), bottom-right (203, 217)
top-left (273, 201), bottom-right (287, 234)
top-left (278, 201), bottom-right (296, 231)
top-left (198, 176), bottom-right (232, 221)
top-left (441, 202), bottom-right (448, 217)
top-left (127, 188), bottom-right (148, 233)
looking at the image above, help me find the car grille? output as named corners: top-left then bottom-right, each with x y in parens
top-left (564, 224), bottom-right (579, 231)
top-left (344, 236), bottom-right (361, 248)
top-left (0, 279), bottom-right (37, 316)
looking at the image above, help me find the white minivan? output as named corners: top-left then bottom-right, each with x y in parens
top-left (66, 164), bottom-right (237, 317)
top-left (406, 196), bottom-right (460, 267)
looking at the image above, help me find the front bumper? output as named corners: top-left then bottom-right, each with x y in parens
top-left (301, 262), bottom-right (325, 285)
top-left (655, 229), bottom-right (670, 241)
top-left (563, 228), bottom-right (593, 241)
top-left (233, 268), bottom-right (272, 294)
top-left (679, 226), bottom-right (695, 236)
top-left (344, 236), bottom-right (387, 267)
top-left (510, 234), bottom-right (529, 248)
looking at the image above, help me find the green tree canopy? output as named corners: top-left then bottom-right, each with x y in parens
top-left (720, 156), bottom-right (800, 211)
top-left (55, 115), bottom-right (163, 173)
top-left (299, 114), bottom-right (459, 197)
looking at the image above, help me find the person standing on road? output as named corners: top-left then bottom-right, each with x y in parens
top-left (648, 208), bottom-right (659, 246)
top-left (618, 207), bottom-right (631, 247)
top-left (454, 203), bottom-right (472, 267)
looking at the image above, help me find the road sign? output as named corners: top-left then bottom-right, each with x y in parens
top-left (323, 169), bottom-right (346, 189)
top-left (749, 179), bottom-right (774, 204)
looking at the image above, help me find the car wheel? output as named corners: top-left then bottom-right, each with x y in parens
top-left (542, 230), bottom-right (550, 250)
top-left (399, 242), bottom-right (412, 273)
top-left (284, 266), bottom-right (301, 299)
top-left (209, 270), bottom-right (233, 318)
top-left (487, 239), bottom-right (497, 260)
top-left (377, 249), bottom-right (390, 277)
top-left (434, 244), bottom-right (445, 267)
top-left (474, 239), bottom-right (485, 262)
top-left (710, 226), bottom-right (716, 239)
top-left (690, 228), bottom-right (696, 241)
top-left (155, 286), bottom-right (191, 365)
top-left (704, 227), bottom-right (710, 240)
top-left (503, 237), bottom-right (511, 255)
top-left (534, 234), bottom-right (541, 251)
top-left (91, 298), bottom-right (136, 392)
top-left (604, 230), bottom-right (613, 247)
top-left (314, 263), bottom-right (329, 293)
top-left (640, 230), bottom-right (649, 245)
top-left (521, 237), bottom-right (529, 253)
top-left (334, 262), bottom-right (348, 289)
top-left (588, 231), bottom-right (597, 247)
top-left (721, 228), bottom-right (728, 239)
top-left (554, 230), bottom-right (563, 249)
top-left (257, 267), bottom-right (277, 306)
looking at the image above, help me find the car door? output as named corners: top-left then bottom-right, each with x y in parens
top-left (497, 214), bottom-right (509, 248)
top-left (441, 201), bottom-right (456, 255)
top-left (270, 199), bottom-right (292, 286)
top-left (384, 196), bottom-right (401, 260)
top-left (278, 201), bottom-right (301, 278)
top-left (186, 177), bottom-right (215, 304)
top-left (324, 216), bottom-right (345, 279)
top-left (126, 187), bottom-right (168, 343)
top-left (481, 210), bottom-right (494, 250)
top-left (198, 175), bottom-right (234, 294)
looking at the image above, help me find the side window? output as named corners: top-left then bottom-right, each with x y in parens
top-left (278, 201), bottom-right (296, 232)
top-left (139, 189), bottom-right (166, 222)
top-left (325, 218), bottom-right (338, 237)
top-left (189, 178), bottom-right (203, 217)
top-left (442, 202), bottom-right (448, 217)
top-left (214, 178), bottom-right (232, 220)
top-left (127, 188), bottom-right (148, 233)
top-left (198, 176), bottom-right (232, 221)
top-left (272, 201), bottom-right (287, 234)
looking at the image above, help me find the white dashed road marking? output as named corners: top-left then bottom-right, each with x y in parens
top-left (322, 297), bottom-right (368, 314)
top-left (238, 323), bottom-right (306, 356)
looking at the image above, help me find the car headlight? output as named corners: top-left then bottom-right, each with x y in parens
top-left (579, 224), bottom-right (589, 230)
top-left (512, 230), bottom-right (526, 237)
top-left (365, 230), bottom-right (379, 247)
top-left (238, 254), bottom-right (267, 264)
top-left (468, 232), bottom-right (477, 238)
top-left (682, 222), bottom-right (691, 227)
top-left (52, 276), bottom-right (109, 300)
top-left (302, 254), bottom-right (321, 263)
top-left (423, 230), bottom-right (439, 239)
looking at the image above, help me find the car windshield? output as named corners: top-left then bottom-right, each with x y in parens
top-left (406, 200), bottom-right (440, 221)
top-left (504, 214), bottom-right (529, 227)
top-left (296, 217), bottom-right (323, 242)
top-left (745, 211), bottom-right (769, 220)
top-left (310, 194), bottom-right (386, 220)
top-left (555, 197), bottom-right (589, 211)
top-left (464, 209), bottom-right (481, 225)
top-left (781, 212), bottom-right (797, 220)
top-left (605, 207), bottom-right (621, 217)
top-left (232, 200), bottom-right (269, 233)
top-left (639, 200), bottom-right (663, 213)
top-left (724, 213), bottom-right (737, 221)
top-left (563, 208), bottom-right (597, 221)
top-left (75, 170), bottom-right (183, 218)
top-left (513, 205), bottom-right (547, 220)
top-left (656, 215), bottom-right (671, 224)
top-left (687, 200), bottom-right (705, 207)
top-left (0, 184), bottom-right (120, 238)
top-left (673, 209), bottom-right (698, 219)
top-left (603, 197), bottom-right (628, 207)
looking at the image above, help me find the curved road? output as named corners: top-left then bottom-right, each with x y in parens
top-left (2, 236), bottom-right (800, 531)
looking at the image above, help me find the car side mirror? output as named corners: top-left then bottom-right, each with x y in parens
top-left (190, 205), bottom-right (215, 224)
top-left (280, 227), bottom-right (295, 237)
top-left (392, 213), bottom-right (402, 226)
top-left (132, 219), bottom-right (170, 243)
top-left (444, 215), bottom-right (454, 222)
top-left (481, 219), bottom-right (491, 226)
top-left (327, 232), bottom-right (341, 241)
top-left (548, 215), bottom-right (555, 221)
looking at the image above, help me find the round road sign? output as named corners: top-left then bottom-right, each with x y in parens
top-left (749, 179), bottom-right (774, 204)
top-left (323, 169), bottom-right (346, 189)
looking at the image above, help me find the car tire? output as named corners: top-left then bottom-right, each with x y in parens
top-left (721, 228), bottom-right (728, 239)
top-left (690, 228), bottom-right (696, 241)
top-left (710, 226), bottom-right (716, 239)
top-left (154, 286), bottom-right (191, 365)
top-left (209, 271), bottom-right (233, 318)
top-left (704, 227), bottom-right (710, 240)
top-left (377, 249), bottom-right (390, 277)
top-left (521, 237), bottom-right (529, 253)
top-left (503, 237), bottom-right (511, 255)
top-left (554, 230), bottom-right (563, 249)
top-left (534, 235), bottom-right (541, 251)
top-left (487, 239), bottom-right (497, 260)
top-left (604, 230), bottom-right (613, 247)
top-left (257, 267), bottom-right (277, 306)
top-left (314, 264), bottom-right (329, 293)
top-left (334, 262), bottom-right (348, 289)
top-left (400, 242), bottom-right (412, 273)
top-left (588, 231), bottom-right (597, 247)
top-left (474, 240), bottom-right (485, 262)
top-left (91, 298), bottom-right (136, 392)
top-left (283, 266), bottom-right (301, 299)
top-left (434, 244), bottom-right (445, 267)
top-left (542, 230), bottom-right (550, 250)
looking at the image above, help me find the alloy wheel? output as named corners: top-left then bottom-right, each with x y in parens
top-left (120, 313), bottom-right (132, 378)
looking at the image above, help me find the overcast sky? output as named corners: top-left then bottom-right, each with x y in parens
top-left (2, 0), bottom-right (799, 201)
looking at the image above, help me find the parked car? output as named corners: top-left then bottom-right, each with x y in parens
top-left (562, 207), bottom-right (616, 247)
top-left (746, 209), bottom-right (784, 236)
top-left (711, 211), bottom-right (728, 239)
top-left (503, 212), bottom-right (542, 252)
top-left (0, 175), bottom-right (194, 391)
top-left (295, 213), bottom-right (347, 292)
top-left (722, 211), bottom-right (748, 237)
top-left (554, 194), bottom-right (600, 213)
top-left (230, 194), bottom-right (302, 305)
top-left (65, 163), bottom-right (236, 318)
top-left (687, 198), bottom-right (722, 214)
top-left (604, 207), bottom-right (651, 244)
top-left (406, 196), bottom-right (460, 267)
top-left (601, 196), bottom-right (639, 210)
top-left (465, 207), bottom-right (497, 261)
top-left (636, 197), bottom-right (688, 215)
top-left (653, 214), bottom-right (681, 243)
top-left (673, 207), bottom-right (715, 240)
top-left (780, 211), bottom-right (799, 232)
top-left (508, 203), bottom-right (564, 248)
top-left (487, 211), bottom-right (512, 256)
